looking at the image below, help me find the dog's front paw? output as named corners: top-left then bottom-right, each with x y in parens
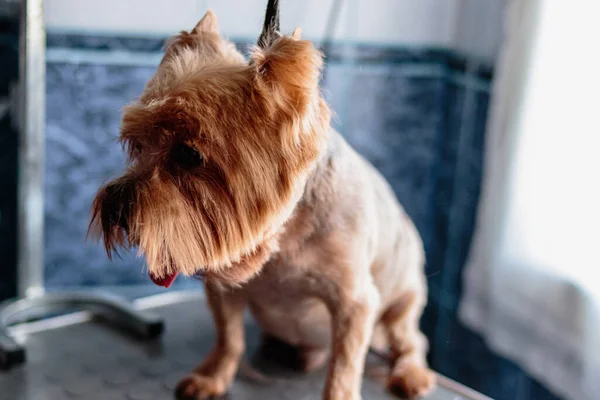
top-left (388, 364), bottom-right (436, 399)
top-left (175, 374), bottom-right (227, 400)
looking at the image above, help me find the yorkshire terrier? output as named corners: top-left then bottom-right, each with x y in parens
top-left (90, 2), bottom-right (436, 399)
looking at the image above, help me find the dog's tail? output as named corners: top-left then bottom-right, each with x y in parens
top-left (258, 0), bottom-right (280, 47)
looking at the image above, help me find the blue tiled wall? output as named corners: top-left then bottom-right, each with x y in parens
top-left (45, 62), bottom-right (153, 286)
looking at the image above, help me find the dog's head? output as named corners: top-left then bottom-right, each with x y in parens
top-left (89, 10), bottom-right (330, 286)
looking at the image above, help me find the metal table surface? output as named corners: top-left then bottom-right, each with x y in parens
top-left (0, 292), bottom-right (489, 400)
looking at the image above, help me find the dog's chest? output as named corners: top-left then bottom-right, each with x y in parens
top-left (244, 260), bottom-right (332, 348)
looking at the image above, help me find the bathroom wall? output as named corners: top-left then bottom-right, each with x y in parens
top-left (45, 0), bottom-right (504, 61)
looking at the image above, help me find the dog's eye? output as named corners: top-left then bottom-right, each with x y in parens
top-left (175, 143), bottom-right (204, 168)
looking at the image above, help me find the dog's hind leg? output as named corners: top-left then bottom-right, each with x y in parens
top-left (258, 333), bottom-right (330, 372)
top-left (370, 321), bottom-right (389, 354)
top-left (381, 291), bottom-right (436, 399)
top-left (298, 346), bottom-right (329, 372)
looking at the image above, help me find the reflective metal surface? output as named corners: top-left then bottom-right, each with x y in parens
top-left (17, 0), bottom-right (45, 298)
top-left (0, 291), bottom-right (165, 368)
top-left (0, 294), bottom-right (487, 399)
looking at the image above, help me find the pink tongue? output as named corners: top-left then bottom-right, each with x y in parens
top-left (149, 272), bottom-right (178, 288)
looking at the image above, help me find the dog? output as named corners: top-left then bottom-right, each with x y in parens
top-left (89, 3), bottom-right (436, 399)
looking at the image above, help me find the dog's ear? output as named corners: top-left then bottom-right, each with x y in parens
top-left (192, 9), bottom-right (219, 35)
top-left (162, 10), bottom-right (221, 58)
top-left (252, 0), bottom-right (322, 115)
top-left (250, 35), bottom-right (323, 115)
top-left (291, 27), bottom-right (302, 40)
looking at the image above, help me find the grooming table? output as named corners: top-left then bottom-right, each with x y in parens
top-left (0, 292), bottom-right (489, 400)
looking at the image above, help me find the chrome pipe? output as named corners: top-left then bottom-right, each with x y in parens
top-left (17, 0), bottom-right (45, 298)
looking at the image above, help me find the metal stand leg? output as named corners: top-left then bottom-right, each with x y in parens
top-left (0, 291), bottom-right (165, 369)
top-left (0, 330), bottom-right (25, 368)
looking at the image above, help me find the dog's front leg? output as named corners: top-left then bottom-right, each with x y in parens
top-left (176, 283), bottom-right (245, 399)
top-left (323, 282), bottom-right (380, 400)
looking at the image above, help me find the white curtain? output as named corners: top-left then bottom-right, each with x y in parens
top-left (459, 1), bottom-right (600, 400)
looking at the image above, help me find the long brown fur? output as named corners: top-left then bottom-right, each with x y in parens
top-left (90, 9), bottom-right (436, 400)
